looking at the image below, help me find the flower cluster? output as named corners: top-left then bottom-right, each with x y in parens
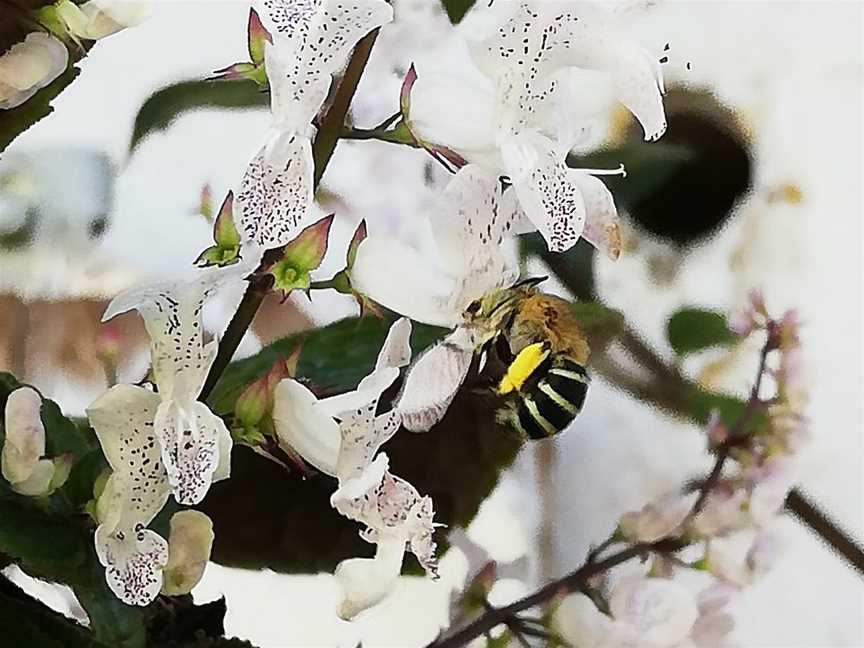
top-left (85, 267), bottom-right (244, 605)
top-left (236, 0), bottom-right (394, 248)
top-left (555, 299), bottom-right (809, 646)
top-left (404, 0), bottom-right (667, 256)
top-left (272, 318), bottom-right (441, 618)
top-left (61, 0), bottom-right (671, 614)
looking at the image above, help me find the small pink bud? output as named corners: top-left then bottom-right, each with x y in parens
top-left (400, 64), bottom-right (417, 117)
top-left (346, 219), bottom-right (367, 269)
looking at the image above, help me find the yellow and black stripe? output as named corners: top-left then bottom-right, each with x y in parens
top-left (509, 357), bottom-right (589, 440)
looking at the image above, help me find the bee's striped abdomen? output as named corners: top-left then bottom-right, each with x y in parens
top-left (510, 357), bottom-right (589, 439)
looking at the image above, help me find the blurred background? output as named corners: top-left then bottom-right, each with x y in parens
top-left (1, 1), bottom-right (861, 646)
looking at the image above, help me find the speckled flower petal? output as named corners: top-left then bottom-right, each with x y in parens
top-left (102, 275), bottom-right (224, 402)
top-left (87, 384), bottom-right (172, 606)
top-left (236, 131), bottom-right (315, 248)
top-left (96, 524), bottom-right (169, 607)
top-left (334, 406), bottom-right (400, 482)
top-left (316, 366), bottom-right (399, 418)
top-left (504, 133), bottom-right (586, 253)
top-left (152, 400), bottom-right (229, 506)
top-left (470, 1), bottom-right (666, 142)
top-left (264, 41), bottom-right (329, 134)
top-left (298, 0), bottom-right (393, 75)
top-left (260, 0), bottom-right (320, 38)
top-left (261, 0), bottom-right (393, 131)
top-left (439, 165), bottom-right (521, 314)
top-left (469, 3), bottom-right (572, 136)
top-left (396, 327), bottom-right (475, 433)
top-left (333, 457), bottom-right (439, 580)
top-left (546, 2), bottom-right (666, 141)
top-left (87, 384), bottom-right (171, 526)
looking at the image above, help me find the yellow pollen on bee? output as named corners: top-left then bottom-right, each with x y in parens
top-left (497, 342), bottom-right (549, 395)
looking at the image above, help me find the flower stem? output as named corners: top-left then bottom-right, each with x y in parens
top-left (532, 245), bottom-right (864, 579)
top-left (199, 28), bottom-right (382, 401)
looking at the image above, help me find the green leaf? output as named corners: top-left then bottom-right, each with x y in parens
top-left (129, 79), bottom-right (269, 154)
top-left (440, 0), bottom-right (477, 24)
top-left (0, 63), bottom-right (80, 154)
top-left (666, 307), bottom-right (737, 356)
top-left (208, 317), bottom-right (447, 416)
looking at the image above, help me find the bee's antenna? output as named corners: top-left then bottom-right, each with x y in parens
top-left (515, 276), bottom-right (548, 289)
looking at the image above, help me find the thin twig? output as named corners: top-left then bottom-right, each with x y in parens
top-left (427, 538), bottom-right (684, 648)
top-left (785, 489), bottom-right (864, 577)
top-left (198, 29), bottom-right (382, 401)
top-left (533, 252), bottom-right (864, 580)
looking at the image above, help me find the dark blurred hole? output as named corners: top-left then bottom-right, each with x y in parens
top-left (620, 87), bottom-right (754, 246)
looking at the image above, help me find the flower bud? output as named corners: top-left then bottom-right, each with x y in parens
top-left (2, 387), bottom-right (46, 484)
top-left (161, 510), bottom-right (214, 596)
top-left (619, 492), bottom-right (696, 543)
top-left (0, 33), bottom-right (68, 110)
top-left (54, 0), bottom-right (152, 41)
top-left (195, 192), bottom-right (242, 268)
top-left (269, 215), bottom-right (334, 294)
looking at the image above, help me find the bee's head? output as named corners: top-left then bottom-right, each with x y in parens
top-left (462, 276), bottom-right (547, 329)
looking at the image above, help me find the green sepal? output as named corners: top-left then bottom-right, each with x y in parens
top-left (269, 215), bottom-right (334, 295)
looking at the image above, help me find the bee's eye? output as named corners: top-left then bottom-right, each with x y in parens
top-left (466, 300), bottom-right (481, 315)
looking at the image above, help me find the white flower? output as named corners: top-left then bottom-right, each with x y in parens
top-left (690, 488), bottom-right (749, 538)
top-left (86, 264), bottom-right (244, 605)
top-left (746, 457), bottom-right (797, 525)
top-left (272, 317), bottom-right (440, 618)
top-left (705, 529), bottom-right (782, 588)
top-left (408, 1), bottom-right (666, 255)
top-left (88, 384), bottom-right (172, 606)
top-left (161, 510), bottom-right (215, 596)
top-left (1, 386), bottom-right (66, 496)
top-left (609, 578), bottom-right (699, 647)
top-left (55, 0), bottom-right (152, 41)
top-left (557, 579), bottom-right (699, 648)
top-left (92, 270), bottom-right (238, 508)
top-left (237, 0), bottom-right (393, 248)
top-left (619, 493), bottom-right (697, 543)
top-left (352, 165), bottom-right (525, 432)
top-left (556, 592), bottom-right (619, 648)
top-left (0, 33), bottom-right (68, 110)
top-left (272, 317), bottom-right (411, 477)
top-left (690, 584), bottom-right (736, 648)
top-left (331, 454), bottom-right (440, 620)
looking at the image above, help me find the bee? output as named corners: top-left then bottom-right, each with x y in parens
top-left (398, 277), bottom-right (591, 439)
top-left (463, 279), bottom-right (591, 439)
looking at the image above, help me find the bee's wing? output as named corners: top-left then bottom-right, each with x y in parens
top-left (436, 166), bottom-right (522, 314)
top-left (396, 327), bottom-right (476, 433)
